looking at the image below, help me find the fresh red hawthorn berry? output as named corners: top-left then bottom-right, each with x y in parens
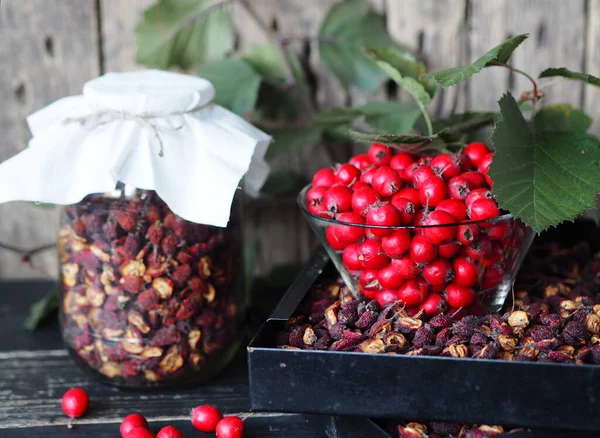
top-left (423, 210), bottom-right (457, 244)
top-left (419, 176), bottom-right (447, 208)
top-left (396, 187), bottom-right (420, 205)
top-left (366, 203), bottom-right (402, 237)
top-left (436, 199), bottom-right (467, 221)
top-left (325, 226), bottom-right (347, 251)
top-left (482, 243), bottom-right (503, 267)
top-left (335, 163), bottom-right (361, 186)
top-left (349, 153), bottom-right (372, 170)
top-left (376, 289), bottom-right (398, 306)
top-left (361, 287), bottom-right (378, 300)
top-left (419, 293), bottom-right (445, 317)
top-left (389, 152), bottom-right (415, 172)
top-left (390, 196), bottom-right (416, 225)
top-left (465, 239), bottom-right (492, 261)
top-left (465, 188), bottom-right (494, 208)
top-left (342, 244), bottom-right (362, 271)
top-left (447, 175), bottom-right (473, 200)
top-left (412, 166), bottom-right (436, 188)
top-left (120, 414), bottom-right (149, 437)
top-left (381, 229), bottom-right (411, 258)
top-left (482, 266), bottom-right (504, 289)
top-left (392, 256), bottom-right (421, 279)
top-left (403, 162), bottom-right (422, 181)
top-left (216, 416), bottom-right (245, 438)
top-left (397, 279), bottom-right (428, 306)
top-left (478, 152), bottom-right (494, 175)
top-left (371, 167), bottom-right (403, 197)
top-left (438, 241), bottom-right (461, 258)
top-left (469, 198), bottom-right (500, 221)
top-left (430, 283), bottom-right (445, 294)
top-left (422, 258), bottom-right (453, 285)
top-left (378, 262), bottom-right (405, 289)
top-left (456, 224), bottom-right (480, 246)
top-left (430, 153), bottom-right (461, 180)
top-left (410, 235), bottom-right (437, 264)
top-left (191, 405), bottom-right (223, 433)
top-left (156, 426), bottom-right (184, 438)
top-left (359, 167), bottom-right (378, 185)
top-left (359, 269), bottom-right (380, 293)
top-left (453, 257), bottom-right (478, 288)
top-left (323, 185), bottom-right (353, 214)
top-left (457, 154), bottom-right (475, 171)
top-left (331, 212), bottom-right (365, 245)
top-left (463, 142), bottom-right (490, 167)
top-left (61, 388), bottom-right (89, 419)
top-left (368, 143), bottom-right (392, 166)
top-left (357, 239), bottom-right (390, 269)
top-left (124, 428), bottom-right (154, 438)
top-left (351, 181), bottom-right (369, 192)
top-left (446, 284), bottom-right (476, 308)
top-left (486, 220), bottom-right (510, 241)
top-left (461, 171), bottom-right (486, 189)
top-left (312, 168), bottom-right (336, 188)
top-left (306, 186), bottom-right (328, 217)
top-left (364, 229), bottom-right (383, 241)
top-left (352, 186), bottom-right (380, 215)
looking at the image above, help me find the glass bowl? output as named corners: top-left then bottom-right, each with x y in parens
top-left (298, 185), bottom-right (534, 314)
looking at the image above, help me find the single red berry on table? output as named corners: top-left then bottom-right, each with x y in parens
top-left (430, 153), bottom-right (461, 180)
top-left (322, 185), bottom-right (353, 214)
top-left (124, 428), bottom-right (154, 438)
top-left (216, 416), bottom-right (245, 438)
top-left (397, 279), bottom-right (428, 306)
top-left (412, 166), bottom-right (436, 188)
top-left (365, 203), bottom-right (402, 237)
top-left (389, 152), bottom-right (415, 172)
top-left (349, 153), bottom-right (372, 170)
top-left (371, 167), bottom-right (403, 197)
top-left (422, 210), bottom-right (457, 244)
top-left (121, 414), bottom-right (149, 437)
top-left (381, 229), bottom-right (411, 258)
top-left (191, 405), bottom-right (223, 433)
top-left (422, 258), bottom-right (453, 285)
top-left (330, 212), bottom-right (365, 245)
top-left (457, 224), bottom-right (480, 246)
top-left (446, 283), bottom-right (476, 308)
top-left (453, 257), bottom-right (479, 288)
top-left (156, 426), bottom-right (184, 438)
top-left (312, 168), bottom-right (336, 188)
top-left (469, 198), bottom-right (500, 221)
top-left (463, 142), bottom-right (490, 167)
top-left (351, 186), bottom-right (380, 215)
top-left (376, 289), bottom-right (399, 306)
top-left (436, 199), bottom-right (467, 221)
top-left (335, 163), bottom-right (361, 186)
top-left (378, 263), bottom-right (405, 289)
top-left (447, 175), bottom-right (473, 200)
top-left (61, 388), bottom-right (89, 419)
top-left (390, 196), bottom-right (416, 225)
top-left (368, 143), bottom-right (392, 166)
top-left (410, 235), bottom-right (437, 264)
top-left (419, 176), bottom-right (447, 208)
top-left (419, 293), bottom-right (445, 317)
top-left (342, 244), bottom-right (362, 271)
top-left (357, 239), bottom-right (390, 269)
top-left (438, 241), bottom-right (461, 258)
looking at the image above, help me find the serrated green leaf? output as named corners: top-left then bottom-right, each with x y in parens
top-left (198, 59), bottom-right (261, 115)
top-left (261, 170), bottom-right (307, 196)
top-left (490, 92), bottom-right (600, 233)
top-left (359, 101), bottom-right (422, 134)
top-left (265, 125), bottom-right (323, 160)
top-left (533, 104), bottom-right (592, 133)
top-left (318, 0), bottom-right (414, 92)
top-left (136, 0), bottom-right (234, 69)
top-left (373, 57), bottom-right (431, 106)
top-left (244, 44), bottom-right (286, 84)
top-left (314, 108), bottom-right (364, 125)
top-left (24, 287), bottom-right (58, 331)
top-left (539, 68), bottom-right (600, 87)
top-left (423, 34), bottom-right (528, 87)
top-left (432, 112), bottom-right (496, 133)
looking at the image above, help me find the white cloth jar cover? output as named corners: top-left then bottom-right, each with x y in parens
top-left (0, 70), bottom-right (272, 227)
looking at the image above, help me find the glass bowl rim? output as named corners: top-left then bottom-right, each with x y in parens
top-left (298, 184), bottom-right (515, 230)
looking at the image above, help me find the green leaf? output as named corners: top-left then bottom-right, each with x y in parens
top-left (314, 108), bottom-right (364, 125)
top-left (24, 287), bottom-right (58, 331)
top-left (539, 68), bottom-right (600, 87)
top-left (432, 112), bottom-right (497, 133)
top-left (265, 125), bottom-right (323, 160)
top-left (136, 0), bottom-right (234, 69)
top-left (318, 0), bottom-right (414, 92)
top-left (198, 59), bottom-right (262, 115)
top-left (533, 104), bottom-right (592, 133)
top-left (350, 131), bottom-right (444, 154)
top-left (244, 44), bottom-right (286, 84)
top-left (423, 34), bottom-right (529, 87)
top-left (372, 56), bottom-right (431, 106)
top-left (260, 170), bottom-right (306, 196)
top-left (359, 101), bottom-right (422, 134)
top-left (255, 82), bottom-right (299, 122)
top-left (490, 92), bottom-right (600, 233)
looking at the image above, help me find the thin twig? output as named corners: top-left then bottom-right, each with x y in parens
top-left (489, 61), bottom-right (541, 103)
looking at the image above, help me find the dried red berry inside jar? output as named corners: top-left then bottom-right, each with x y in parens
top-left (59, 189), bottom-right (244, 388)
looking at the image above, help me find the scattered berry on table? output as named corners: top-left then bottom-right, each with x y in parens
top-left (61, 387), bottom-right (89, 419)
top-left (156, 425), bottom-right (184, 438)
top-left (191, 404), bottom-right (223, 432)
top-left (124, 428), bottom-right (155, 438)
top-left (215, 416), bottom-right (245, 438)
top-left (120, 414), bottom-right (149, 437)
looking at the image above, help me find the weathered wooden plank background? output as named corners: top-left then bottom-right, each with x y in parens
top-left (0, 0), bottom-right (598, 279)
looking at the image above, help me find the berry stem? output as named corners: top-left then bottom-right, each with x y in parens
top-left (488, 61), bottom-right (541, 103)
top-left (416, 100), bottom-right (434, 136)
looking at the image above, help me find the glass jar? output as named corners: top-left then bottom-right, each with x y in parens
top-left (58, 187), bottom-right (244, 388)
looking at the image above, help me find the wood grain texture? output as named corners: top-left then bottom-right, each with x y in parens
top-left (468, 0), bottom-right (586, 111)
top-left (0, 0), bottom-right (100, 279)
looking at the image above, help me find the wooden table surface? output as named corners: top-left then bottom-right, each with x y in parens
top-left (0, 280), bottom-right (358, 437)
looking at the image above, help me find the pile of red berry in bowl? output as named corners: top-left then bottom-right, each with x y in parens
top-left (298, 142), bottom-right (534, 316)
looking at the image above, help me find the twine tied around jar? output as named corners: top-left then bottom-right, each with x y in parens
top-left (62, 101), bottom-right (215, 157)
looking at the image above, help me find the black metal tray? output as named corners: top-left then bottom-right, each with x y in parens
top-left (248, 222), bottom-right (600, 435)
